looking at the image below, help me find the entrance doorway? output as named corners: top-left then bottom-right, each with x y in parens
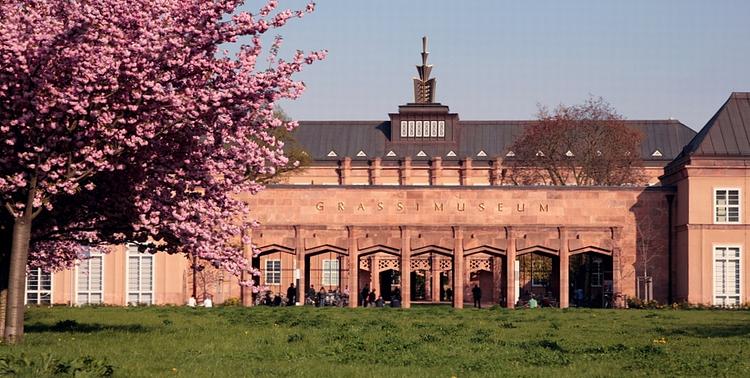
top-left (569, 253), bottom-right (613, 308)
top-left (517, 252), bottom-right (559, 307)
top-left (379, 269), bottom-right (400, 301)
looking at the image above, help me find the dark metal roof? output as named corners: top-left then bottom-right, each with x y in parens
top-left (294, 119), bottom-right (696, 163)
top-left (677, 93), bottom-right (750, 157)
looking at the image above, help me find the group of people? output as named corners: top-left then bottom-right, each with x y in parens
top-left (186, 295), bottom-right (213, 308)
top-left (359, 286), bottom-right (401, 308)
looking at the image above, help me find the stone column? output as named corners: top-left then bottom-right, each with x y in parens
top-left (430, 157), bottom-right (443, 186)
top-left (370, 158), bottom-right (382, 185)
top-left (295, 226), bottom-right (306, 306)
top-left (505, 227), bottom-right (517, 308)
top-left (400, 227), bottom-right (411, 308)
top-left (340, 157), bottom-right (352, 185)
top-left (558, 228), bottom-right (569, 308)
top-left (453, 226), bottom-right (464, 308)
top-left (371, 256), bottom-right (380, 298)
top-left (431, 255), bottom-right (441, 302)
top-left (400, 157), bottom-right (412, 186)
top-left (612, 227), bottom-right (623, 307)
top-left (347, 226), bottom-right (358, 308)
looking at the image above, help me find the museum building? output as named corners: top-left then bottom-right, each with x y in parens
top-left (29, 42), bottom-right (750, 309)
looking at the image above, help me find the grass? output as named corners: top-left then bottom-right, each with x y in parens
top-left (1, 305), bottom-right (750, 377)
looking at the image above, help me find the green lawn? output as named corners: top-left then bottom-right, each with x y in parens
top-left (1, 305), bottom-right (750, 377)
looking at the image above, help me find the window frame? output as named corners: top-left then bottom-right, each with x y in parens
top-left (75, 250), bottom-right (104, 305)
top-left (265, 259), bottom-right (282, 285)
top-left (713, 188), bottom-right (741, 224)
top-left (321, 259), bottom-right (340, 287)
top-left (125, 244), bottom-right (155, 305)
top-left (25, 268), bottom-right (53, 305)
top-left (712, 244), bottom-right (742, 307)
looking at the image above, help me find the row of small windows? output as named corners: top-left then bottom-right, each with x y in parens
top-left (327, 149), bottom-right (664, 158)
top-left (25, 246), bottom-right (154, 306)
top-left (400, 120), bottom-right (446, 138)
top-left (264, 259), bottom-right (340, 286)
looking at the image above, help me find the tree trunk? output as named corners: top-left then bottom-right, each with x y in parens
top-left (3, 212), bottom-right (33, 344)
top-left (0, 251), bottom-right (9, 336)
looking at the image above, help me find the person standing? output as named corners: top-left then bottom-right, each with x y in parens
top-left (360, 286), bottom-right (370, 307)
top-left (286, 283), bottom-right (297, 306)
top-left (307, 285), bottom-right (316, 305)
top-left (317, 286), bottom-right (327, 307)
top-left (368, 289), bottom-right (376, 307)
top-left (472, 284), bottom-right (482, 308)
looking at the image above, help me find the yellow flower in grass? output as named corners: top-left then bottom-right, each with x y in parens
top-left (652, 337), bottom-right (667, 344)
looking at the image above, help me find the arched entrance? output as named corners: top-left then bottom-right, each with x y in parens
top-left (410, 251), bottom-right (453, 303)
top-left (465, 251), bottom-right (505, 306)
top-left (357, 250), bottom-right (401, 306)
top-left (517, 250), bottom-right (559, 307)
top-left (305, 250), bottom-right (346, 294)
top-left (569, 251), bottom-right (613, 308)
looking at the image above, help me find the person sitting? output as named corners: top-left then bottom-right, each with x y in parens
top-left (375, 296), bottom-right (385, 308)
top-left (317, 287), bottom-right (326, 307)
top-left (273, 294), bottom-right (282, 307)
top-left (528, 295), bottom-right (538, 309)
top-left (445, 287), bottom-right (453, 302)
top-left (307, 285), bottom-right (316, 304)
top-left (263, 291), bottom-right (273, 306)
top-left (203, 295), bottom-right (213, 308)
top-left (187, 296), bottom-right (197, 308)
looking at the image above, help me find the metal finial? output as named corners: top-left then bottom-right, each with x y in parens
top-left (414, 36), bottom-right (436, 103)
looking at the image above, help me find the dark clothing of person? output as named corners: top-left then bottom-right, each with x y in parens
top-left (273, 295), bottom-right (282, 307)
top-left (392, 288), bottom-right (402, 302)
top-left (307, 287), bottom-right (316, 303)
top-left (368, 291), bottom-right (376, 306)
top-left (445, 288), bottom-right (453, 302)
top-left (472, 285), bottom-right (482, 308)
top-left (286, 286), bottom-right (297, 306)
top-left (317, 290), bottom-right (326, 307)
top-left (360, 287), bottom-right (370, 307)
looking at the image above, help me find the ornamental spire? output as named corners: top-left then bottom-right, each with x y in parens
top-left (413, 36), bottom-right (436, 103)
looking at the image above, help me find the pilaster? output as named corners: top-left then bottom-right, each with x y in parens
top-left (400, 227), bottom-right (411, 308)
top-left (347, 226), bottom-right (358, 308)
top-left (453, 226), bottom-right (464, 308)
top-left (505, 227), bottom-right (517, 308)
top-left (370, 158), bottom-right (382, 185)
top-left (558, 227), bottom-right (570, 308)
top-left (295, 226), bottom-right (306, 305)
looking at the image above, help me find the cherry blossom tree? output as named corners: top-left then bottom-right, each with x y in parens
top-left (0, 0), bottom-right (325, 344)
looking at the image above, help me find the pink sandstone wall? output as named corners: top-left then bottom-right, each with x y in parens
top-left (245, 186), bottom-right (672, 304)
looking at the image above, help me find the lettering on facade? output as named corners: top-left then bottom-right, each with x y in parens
top-left (314, 200), bottom-right (550, 214)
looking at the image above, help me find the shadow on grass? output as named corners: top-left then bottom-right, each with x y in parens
top-left (666, 323), bottom-right (750, 338)
top-left (26, 319), bottom-right (149, 334)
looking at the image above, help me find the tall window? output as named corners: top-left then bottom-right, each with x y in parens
top-left (591, 257), bottom-right (603, 287)
top-left (714, 246), bottom-right (741, 307)
top-left (715, 189), bottom-right (740, 223)
top-left (77, 251), bottom-right (103, 305)
top-left (127, 244), bottom-right (154, 305)
top-left (265, 260), bottom-right (281, 285)
top-left (322, 259), bottom-right (340, 286)
top-left (26, 269), bottom-right (52, 305)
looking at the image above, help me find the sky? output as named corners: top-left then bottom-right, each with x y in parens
top-left (239, 0), bottom-right (750, 130)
